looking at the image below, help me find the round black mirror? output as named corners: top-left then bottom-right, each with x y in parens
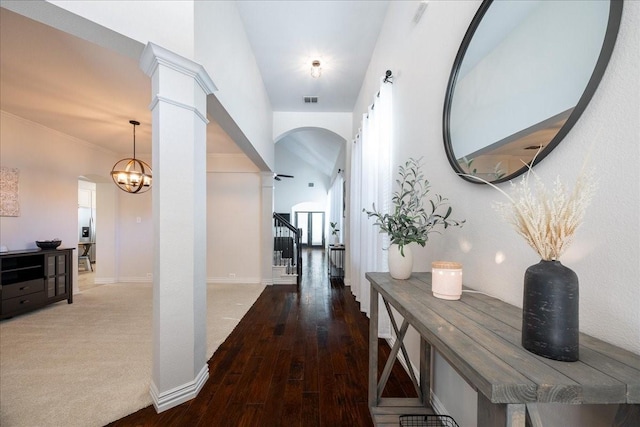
top-left (443, 0), bottom-right (623, 184)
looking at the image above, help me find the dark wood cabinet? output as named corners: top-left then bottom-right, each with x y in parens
top-left (1, 248), bottom-right (73, 319)
top-left (45, 251), bottom-right (71, 302)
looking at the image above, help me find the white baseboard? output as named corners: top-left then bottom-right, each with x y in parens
top-left (150, 364), bottom-right (209, 413)
top-left (430, 389), bottom-right (449, 416)
top-left (272, 275), bottom-right (297, 285)
top-left (207, 277), bottom-right (261, 284)
top-left (117, 276), bottom-right (152, 283)
top-left (102, 277), bottom-right (262, 285)
top-left (93, 277), bottom-right (117, 285)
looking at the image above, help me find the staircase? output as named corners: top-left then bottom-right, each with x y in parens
top-left (272, 213), bottom-right (302, 285)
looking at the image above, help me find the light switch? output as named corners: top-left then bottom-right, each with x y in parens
top-left (136, 216), bottom-right (141, 223)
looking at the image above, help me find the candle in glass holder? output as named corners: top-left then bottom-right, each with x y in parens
top-left (431, 261), bottom-right (463, 300)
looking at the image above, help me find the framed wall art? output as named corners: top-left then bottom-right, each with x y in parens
top-left (0, 167), bottom-right (20, 217)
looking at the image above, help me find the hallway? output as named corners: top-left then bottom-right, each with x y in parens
top-left (108, 248), bottom-right (417, 426)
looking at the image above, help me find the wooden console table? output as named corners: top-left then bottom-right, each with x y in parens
top-left (328, 244), bottom-right (345, 279)
top-left (366, 272), bottom-right (640, 426)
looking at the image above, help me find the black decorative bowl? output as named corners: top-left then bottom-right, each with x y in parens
top-left (36, 240), bottom-right (62, 250)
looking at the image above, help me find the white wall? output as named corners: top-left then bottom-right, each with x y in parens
top-left (207, 169), bottom-right (261, 284)
top-left (352, 1), bottom-right (639, 425)
top-left (194, 1), bottom-right (275, 172)
top-left (95, 182), bottom-right (118, 284)
top-left (0, 111), bottom-right (120, 290)
top-left (116, 190), bottom-right (153, 282)
top-left (115, 155), bottom-right (264, 285)
top-left (1, 112), bottom-right (263, 286)
top-left (2, 1), bottom-right (271, 287)
top-left (48, 0), bottom-right (195, 59)
top-left (206, 153), bottom-right (262, 284)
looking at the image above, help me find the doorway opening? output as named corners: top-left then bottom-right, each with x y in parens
top-left (295, 211), bottom-right (325, 247)
top-left (78, 179), bottom-right (96, 291)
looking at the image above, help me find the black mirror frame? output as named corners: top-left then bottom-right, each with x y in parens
top-left (442, 0), bottom-right (624, 184)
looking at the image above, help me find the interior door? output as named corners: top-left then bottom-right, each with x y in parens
top-left (310, 212), bottom-right (324, 246)
top-left (297, 212), bottom-right (309, 246)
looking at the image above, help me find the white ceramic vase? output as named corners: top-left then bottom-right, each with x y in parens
top-left (388, 243), bottom-right (413, 279)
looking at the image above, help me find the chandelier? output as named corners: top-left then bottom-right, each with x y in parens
top-left (110, 120), bottom-right (152, 194)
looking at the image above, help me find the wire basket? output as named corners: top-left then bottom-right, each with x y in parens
top-left (399, 414), bottom-right (459, 427)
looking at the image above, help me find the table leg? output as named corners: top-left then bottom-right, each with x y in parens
top-left (526, 403), bottom-right (543, 427)
top-left (420, 338), bottom-right (431, 406)
top-left (376, 319), bottom-right (410, 398)
top-left (478, 393), bottom-right (525, 427)
top-left (369, 285), bottom-right (379, 408)
top-left (382, 299), bottom-right (421, 400)
top-left (507, 404), bottom-right (526, 426)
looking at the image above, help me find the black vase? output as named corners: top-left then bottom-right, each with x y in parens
top-left (522, 260), bottom-right (579, 362)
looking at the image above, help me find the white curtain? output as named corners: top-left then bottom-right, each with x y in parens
top-left (349, 80), bottom-right (392, 335)
top-left (327, 173), bottom-right (344, 243)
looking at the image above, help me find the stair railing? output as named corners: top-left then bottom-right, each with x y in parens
top-left (273, 213), bottom-right (302, 285)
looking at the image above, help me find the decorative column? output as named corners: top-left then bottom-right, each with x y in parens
top-left (261, 172), bottom-right (274, 286)
top-left (140, 42), bottom-right (216, 412)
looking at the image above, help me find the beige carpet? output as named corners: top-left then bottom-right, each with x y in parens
top-left (0, 282), bottom-right (265, 427)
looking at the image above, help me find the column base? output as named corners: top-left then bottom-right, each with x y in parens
top-left (150, 364), bottom-right (209, 413)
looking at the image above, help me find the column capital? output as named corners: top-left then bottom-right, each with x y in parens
top-left (140, 42), bottom-right (217, 95)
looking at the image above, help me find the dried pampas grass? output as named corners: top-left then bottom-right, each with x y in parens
top-left (464, 158), bottom-right (597, 261)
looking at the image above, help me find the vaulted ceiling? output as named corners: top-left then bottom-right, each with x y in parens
top-left (0, 2), bottom-right (390, 175)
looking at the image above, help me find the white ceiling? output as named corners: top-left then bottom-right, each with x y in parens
top-left (1, 2), bottom-right (389, 172)
top-left (1, 8), bottom-right (153, 156)
top-left (237, 0), bottom-right (389, 112)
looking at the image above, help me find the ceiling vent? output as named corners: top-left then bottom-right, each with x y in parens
top-left (303, 96), bottom-right (319, 104)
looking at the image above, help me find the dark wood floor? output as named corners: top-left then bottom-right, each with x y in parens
top-left (108, 248), bottom-right (417, 426)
